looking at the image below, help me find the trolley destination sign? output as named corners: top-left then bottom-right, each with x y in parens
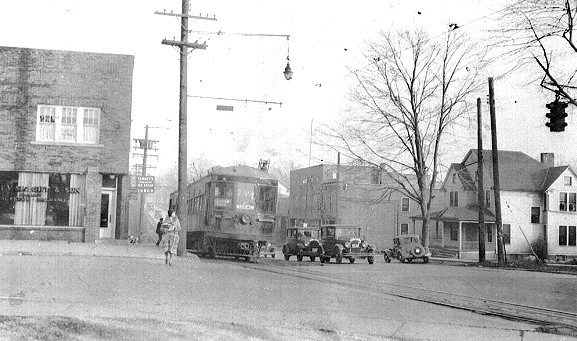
top-left (132, 175), bottom-right (155, 193)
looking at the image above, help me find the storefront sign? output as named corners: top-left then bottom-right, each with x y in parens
top-left (134, 176), bottom-right (155, 193)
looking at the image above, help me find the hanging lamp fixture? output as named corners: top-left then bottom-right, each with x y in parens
top-left (283, 36), bottom-right (293, 80)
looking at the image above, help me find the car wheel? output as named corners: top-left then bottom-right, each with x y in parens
top-left (423, 256), bottom-right (429, 264)
top-left (309, 256), bottom-right (315, 262)
top-left (335, 252), bottom-right (343, 264)
top-left (398, 252), bottom-right (404, 263)
top-left (271, 253), bottom-right (276, 259)
top-left (284, 254), bottom-right (290, 261)
top-left (368, 256), bottom-right (375, 264)
top-left (297, 249), bottom-right (303, 262)
top-left (320, 256), bottom-right (326, 263)
top-left (349, 257), bottom-right (355, 264)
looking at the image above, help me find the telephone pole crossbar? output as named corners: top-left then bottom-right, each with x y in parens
top-left (154, 11), bottom-right (217, 21)
top-left (161, 39), bottom-right (207, 49)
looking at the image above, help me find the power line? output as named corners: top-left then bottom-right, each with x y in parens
top-left (341, 0), bottom-right (526, 80)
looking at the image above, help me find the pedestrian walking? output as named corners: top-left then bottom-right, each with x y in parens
top-left (155, 218), bottom-right (164, 246)
top-left (161, 210), bottom-right (181, 266)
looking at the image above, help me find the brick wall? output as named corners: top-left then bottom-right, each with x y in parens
top-left (0, 46), bottom-right (134, 174)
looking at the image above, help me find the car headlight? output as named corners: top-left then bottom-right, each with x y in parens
top-left (304, 242), bottom-right (309, 247)
top-left (345, 242), bottom-right (350, 248)
top-left (362, 242), bottom-right (367, 248)
top-left (414, 247), bottom-right (421, 254)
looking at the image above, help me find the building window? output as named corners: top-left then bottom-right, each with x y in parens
top-left (36, 105), bottom-right (101, 144)
top-left (401, 197), bottom-right (410, 212)
top-left (503, 223), bottom-right (511, 244)
top-left (564, 176), bottom-right (572, 186)
top-left (560, 192), bottom-right (568, 211)
top-left (400, 223), bottom-right (408, 235)
top-left (485, 189), bottom-right (491, 207)
top-left (559, 225), bottom-right (568, 245)
top-left (449, 191), bottom-right (459, 207)
top-left (452, 173), bottom-right (456, 184)
top-left (570, 226), bottom-right (576, 246)
top-left (486, 224), bottom-right (493, 243)
top-left (449, 223), bottom-right (459, 241)
top-left (570, 193), bottom-right (576, 212)
top-left (530, 207), bottom-right (540, 224)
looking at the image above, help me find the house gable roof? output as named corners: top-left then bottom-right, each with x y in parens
top-left (460, 149), bottom-right (559, 192)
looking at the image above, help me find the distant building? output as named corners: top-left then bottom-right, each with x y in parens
top-left (434, 150), bottom-right (577, 262)
top-left (289, 164), bottom-right (422, 251)
top-left (0, 46), bottom-right (134, 242)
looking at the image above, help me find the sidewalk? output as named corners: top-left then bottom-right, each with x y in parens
top-left (0, 240), bottom-right (199, 261)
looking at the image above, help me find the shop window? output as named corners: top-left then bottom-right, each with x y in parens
top-left (530, 207), bottom-right (540, 224)
top-left (400, 223), bottom-right (408, 235)
top-left (36, 105), bottom-right (101, 144)
top-left (401, 197), bottom-right (410, 212)
top-left (0, 172), bottom-right (84, 226)
top-left (503, 223), bottom-right (511, 244)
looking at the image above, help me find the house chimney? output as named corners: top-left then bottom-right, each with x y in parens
top-left (541, 153), bottom-right (555, 167)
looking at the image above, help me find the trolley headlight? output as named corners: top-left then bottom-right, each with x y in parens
top-left (345, 241), bottom-right (351, 248)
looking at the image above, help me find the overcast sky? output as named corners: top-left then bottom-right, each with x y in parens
top-left (1, 0), bottom-right (575, 176)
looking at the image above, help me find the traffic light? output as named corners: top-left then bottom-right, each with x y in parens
top-left (545, 99), bottom-right (568, 132)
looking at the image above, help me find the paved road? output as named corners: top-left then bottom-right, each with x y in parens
top-left (0, 251), bottom-right (574, 340)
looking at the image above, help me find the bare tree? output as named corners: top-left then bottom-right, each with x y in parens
top-left (497, 0), bottom-right (577, 106)
top-left (322, 29), bottom-right (486, 247)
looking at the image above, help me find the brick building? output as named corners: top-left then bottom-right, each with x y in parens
top-left (289, 164), bottom-right (422, 251)
top-left (0, 46), bottom-right (134, 243)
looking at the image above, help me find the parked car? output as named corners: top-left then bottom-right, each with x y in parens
top-left (319, 224), bottom-right (375, 264)
top-left (259, 242), bottom-right (277, 258)
top-left (383, 234), bottom-right (431, 263)
top-left (282, 226), bottom-right (323, 261)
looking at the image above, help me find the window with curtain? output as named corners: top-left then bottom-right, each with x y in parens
top-left (10, 172), bottom-right (85, 226)
top-left (36, 105), bottom-right (100, 144)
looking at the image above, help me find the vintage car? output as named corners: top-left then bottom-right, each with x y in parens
top-left (319, 224), bottom-right (375, 264)
top-left (282, 226), bottom-right (323, 261)
top-left (383, 234), bottom-right (431, 263)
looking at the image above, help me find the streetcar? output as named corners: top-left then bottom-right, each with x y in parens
top-left (169, 164), bottom-right (278, 261)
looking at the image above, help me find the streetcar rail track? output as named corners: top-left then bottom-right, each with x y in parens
top-left (244, 263), bottom-right (577, 337)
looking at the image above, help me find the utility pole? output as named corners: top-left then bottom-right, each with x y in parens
top-left (335, 152), bottom-right (340, 224)
top-left (156, 0), bottom-right (216, 256)
top-left (133, 125), bottom-right (158, 243)
top-left (477, 98), bottom-right (486, 263)
top-left (489, 77), bottom-right (506, 266)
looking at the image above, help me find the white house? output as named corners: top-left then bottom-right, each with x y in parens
top-left (431, 150), bottom-right (577, 262)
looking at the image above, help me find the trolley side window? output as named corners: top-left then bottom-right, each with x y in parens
top-left (258, 185), bottom-right (277, 213)
top-left (236, 182), bottom-right (255, 210)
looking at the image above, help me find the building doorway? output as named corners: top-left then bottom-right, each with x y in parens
top-left (100, 189), bottom-right (117, 238)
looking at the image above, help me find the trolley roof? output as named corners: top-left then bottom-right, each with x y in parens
top-left (210, 165), bottom-right (279, 181)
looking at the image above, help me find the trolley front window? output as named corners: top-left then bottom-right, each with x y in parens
top-left (213, 181), bottom-right (233, 208)
top-left (236, 182), bottom-right (255, 210)
top-left (258, 185), bottom-right (276, 213)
